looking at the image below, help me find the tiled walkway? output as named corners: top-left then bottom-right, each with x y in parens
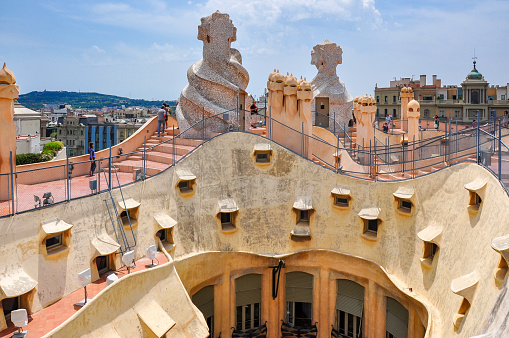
top-left (0, 252), bottom-right (168, 338)
top-left (0, 172), bottom-right (134, 216)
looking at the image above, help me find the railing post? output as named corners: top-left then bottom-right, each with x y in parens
top-left (173, 125), bottom-right (176, 165)
top-left (109, 146), bottom-right (112, 190)
top-left (499, 119), bottom-right (502, 182)
top-left (143, 137), bottom-right (146, 180)
top-left (374, 137), bottom-right (377, 181)
top-left (412, 135), bottom-right (416, 178)
top-left (9, 151), bottom-right (15, 215)
top-left (344, 123), bottom-right (346, 148)
top-left (369, 139), bottom-right (372, 179)
top-left (66, 147), bottom-right (69, 201)
top-left (97, 160), bottom-right (101, 193)
top-left (336, 134), bottom-right (340, 173)
top-left (476, 112), bottom-right (480, 164)
top-left (269, 107), bottom-right (272, 140)
top-left (301, 122), bottom-right (305, 157)
top-left (448, 118), bottom-right (452, 165)
top-left (202, 107), bottom-right (205, 143)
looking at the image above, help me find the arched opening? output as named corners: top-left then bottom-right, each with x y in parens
top-left (285, 271), bottom-right (313, 328)
top-left (335, 279), bottom-right (364, 338)
top-left (235, 274), bottom-right (262, 331)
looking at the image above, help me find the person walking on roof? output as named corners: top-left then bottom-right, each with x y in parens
top-left (157, 105), bottom-right (167, 137)
top-left (89, 142), bottom-right (96, 176)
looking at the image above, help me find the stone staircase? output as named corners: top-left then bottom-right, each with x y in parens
top-left (110, 127), bottom-right (202, 177)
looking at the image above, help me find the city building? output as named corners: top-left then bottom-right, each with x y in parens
top-left (374, 62), bottom-right (509, 122)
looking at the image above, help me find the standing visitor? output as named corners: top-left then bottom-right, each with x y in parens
top-left (157, 105), bottom-right (167, 137)
top-left (472, 119), bottom-right (477, 129)
top-left (434, 115), bottom-right (439, 130)
top-left (502, 111), bottom-right (509, 128)
top-left (89, 142), bottom-right (96, 176)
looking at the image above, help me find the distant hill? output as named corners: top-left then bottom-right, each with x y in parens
top-left (17, 91), bottom-right (176, 110)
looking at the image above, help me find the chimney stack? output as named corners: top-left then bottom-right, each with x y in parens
top-left (432, 75), bottom-right (437, 86)
top-left (420, 75), bottom-right (426, 87)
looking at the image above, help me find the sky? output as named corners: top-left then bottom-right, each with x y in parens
top-left (1, 0), bottom-right (509, 102)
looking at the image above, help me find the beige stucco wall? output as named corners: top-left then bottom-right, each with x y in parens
top-left (45, 251), bottom-right (208, 338)
top-left (0, 131), bottom-right (508, 337)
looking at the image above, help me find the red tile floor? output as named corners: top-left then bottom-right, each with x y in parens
top-left (0, 172), bottom-right (134, 216)
top-left (0, 252), bottom-right (168, 338)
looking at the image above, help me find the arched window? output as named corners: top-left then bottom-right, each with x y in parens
top-left (386, 297), bottom-right (408, 338)
top-left (285, 272), bottom-right (313, 327)
top-left (235, 274), bottom-right (262, 331)
top-left (335, 279), bottom-right (364, 338)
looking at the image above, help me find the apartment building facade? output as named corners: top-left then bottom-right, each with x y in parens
top-left (374, 62), bottom-right (509, 122)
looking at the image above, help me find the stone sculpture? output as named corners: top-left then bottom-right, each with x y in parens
top-left (267, 70), bottom-right (313, 157)
top-left (0, 63), bottom-right (19, 200)
top-left (310, 40), bottom-right (353, 129)
top-left (175, 11), bottom-right (249, 137)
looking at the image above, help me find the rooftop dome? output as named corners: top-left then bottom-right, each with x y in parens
top-left (467, 61), bottom-right (483, 80)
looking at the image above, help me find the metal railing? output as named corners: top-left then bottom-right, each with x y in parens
top-left (2, 109), bottom-right (509, 218)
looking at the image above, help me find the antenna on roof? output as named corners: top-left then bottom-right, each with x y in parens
top-left (472, 48), bottom-right (478, 69)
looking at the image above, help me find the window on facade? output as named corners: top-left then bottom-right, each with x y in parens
top-left (384, 109), bottom-right (388, 115)
top-left (397, 199), bottom-right (412, 213)
top-left (96, 255), bottom-right (110, 275)
top-left (286, 272), bottom-right (313, 328)
top-left (469, 192), bottom-right (482, 210)
top-left (336, 280), bottom-right (364, 338)
top-left (502, 95), bottom-right (506, 100)
top-left (299, 210), bottom-right (309, 223)
top-left (334, 195), bottom-right (350, 207)
top-left (392, 95), bottom-right (396, 103)
top-left (236, 274), bottom-right (262, 331)
top-left (424, 109), bottom-right (430, 117)
top-left (455, 110), bottom-right (461, 118)
top-left (2, 297), bottom-right (19, 319)
top-left (384, 96), bottom-right (388, 103)
top-left (255, 152), bottom-right (270, 163)
top-left (439, 110), bottom-right (445, 117)
top-left (156, 228), bottom-right (167, 242)
top-left (366, 219), bottom-right (379, 233)
top-left (178, 180), bottom-right (191, 193)
top-left (386, 298), bottom-right (409, 338)
top-left (45, 234), bottom-right (62, 251)
top-left (423, 242), bottom-right (439, 263)
top-left (376, 96), bottom-right (380, 103)
top-left (392, 108), bottom-right (396, 117)
top-left (471, 90), bottom-right (480, 104)
top-left (220, 212), bottom-right (231, 225)
top-left (453, 95), bottom-right (457, 100)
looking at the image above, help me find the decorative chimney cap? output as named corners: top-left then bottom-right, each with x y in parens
top-left (0, 63), bottom-right (16, 85)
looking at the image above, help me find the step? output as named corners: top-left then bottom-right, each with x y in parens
top-left (137, 144), bottom-right (195, 156)
top-left (150, 136), bottom-right (202, 147)
top-left (127, 155), bottom-right (143, 161)
top-left (431, 162), bottom-right (446, 171)
top-left (145, 151), bottom-right (183, 165)
top-left (113, 160), bottom-right (167, 176)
